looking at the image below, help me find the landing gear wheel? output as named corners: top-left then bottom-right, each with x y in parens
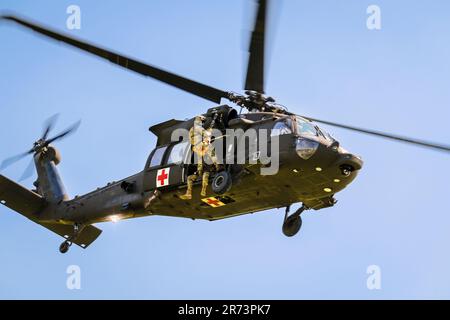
top-left (212, 171), bottom-right (232, 194)
top-left (282, 215), bottom-right (302, 237)
top-left (282, 205), bottom-right (308, 237)
top-left (59, 241), bottom-right (72, 254)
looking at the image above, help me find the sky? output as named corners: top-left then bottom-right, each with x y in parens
top-left (1, 0), bottom-right (450, 299)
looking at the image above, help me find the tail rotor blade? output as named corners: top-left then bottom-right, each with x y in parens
top-left (1, 115), bottom-right (79, 182)
top-left (46, 120), bottom-right (81, 145)
top-left (41, 113), bottom-right (60, 140)
top-left (0, 150), bottom-right (33, 171)
top-left (19, 157), bottom-right (35, 182)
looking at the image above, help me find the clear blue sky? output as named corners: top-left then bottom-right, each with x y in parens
top-left (1, 0), bottom-right (450, 299)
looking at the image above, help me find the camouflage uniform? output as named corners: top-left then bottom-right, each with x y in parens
top-left (180, 116), bottom-right (219, 200)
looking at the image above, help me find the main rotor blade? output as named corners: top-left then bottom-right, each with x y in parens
top-left (46, 120), bottom-right (81, 145)
top-left (1, 15), bottom-right (228, 104)
top-left (41, 113), bottom-right (59, 140)
top-left (0, 150), bottom-right (32, 171)
top-left (303, 116), bottom-right (450, 153)
top-left (244, 0), bottom-right (267, 93)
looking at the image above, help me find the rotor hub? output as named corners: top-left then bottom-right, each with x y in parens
top-left (227, 91), bottom-right (286, 114)
top-left (33, 139), bottom-right (46, 152)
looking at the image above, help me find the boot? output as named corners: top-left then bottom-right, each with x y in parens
top-left (201, 172), bottom-right (210, 197)
top-left (180, 175), bottom-right (195, 200)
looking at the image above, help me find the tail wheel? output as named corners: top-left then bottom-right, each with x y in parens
top-left (212, 171), bottom-right (232, 194)
top-left (59, 240), bottom-right (71, 254)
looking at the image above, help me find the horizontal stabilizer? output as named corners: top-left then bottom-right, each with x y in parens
top-left (40, 222), bottom-right (102, 249)
top-left (0, 174), bottom-right (45, 219)
top-left (0, 175), bottom-right (101, 249)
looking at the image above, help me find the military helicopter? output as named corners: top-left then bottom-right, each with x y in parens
top-left (1, 1), bottom-right (449, 254)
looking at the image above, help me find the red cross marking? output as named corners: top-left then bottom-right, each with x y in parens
top-left (206, 198), bottom-right (221, 206)
top-left (157, 169), bottom-right (168, 186)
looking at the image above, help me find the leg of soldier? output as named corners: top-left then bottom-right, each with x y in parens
top-left (180, 173), bottom-right (198, 200)
top-left (197, 152), bottom-right (204, 177)
top-left (201, 171), bottom-right (210, 197)
top-left (207, 147), bottom-right (220, 172)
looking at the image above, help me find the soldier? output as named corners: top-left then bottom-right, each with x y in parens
top-left (180, 115), bottom-right (219, 200)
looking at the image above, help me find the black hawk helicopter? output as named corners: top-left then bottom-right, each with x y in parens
top-left (1, 0), bottom-right (449, 253)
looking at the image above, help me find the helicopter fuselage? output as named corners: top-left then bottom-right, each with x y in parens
top-left (37, 110), bottom-right (363, 225)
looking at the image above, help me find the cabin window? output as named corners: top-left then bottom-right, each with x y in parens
top-left (166, 141), bottom-right (189, 165)
top-left (149, 146), bottom-right (167, 167)
top-left (271, 119), bottom-right (292, 136)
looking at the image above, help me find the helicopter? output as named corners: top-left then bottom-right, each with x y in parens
top-left (1, 0), bottom-right (450, 254)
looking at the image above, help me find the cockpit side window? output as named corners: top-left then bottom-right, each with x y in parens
top-left (296, 117), bottom-right (318, 136)
top-left (166, 141), bottom-right (189, 165)
top-left (271, 118), bottom-right (293, 136)
top-left (149, 146), bottom-right (167, 168)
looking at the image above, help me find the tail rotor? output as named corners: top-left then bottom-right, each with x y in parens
top-left (0, 114), bottom-right (81, 181)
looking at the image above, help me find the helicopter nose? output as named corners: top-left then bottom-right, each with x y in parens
top-left (334, 148), bottom-right (363, 177)
top-left (313, 147), bottom-right (364, 197)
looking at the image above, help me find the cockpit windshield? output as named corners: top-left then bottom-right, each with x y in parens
top-left (320, 129), bottom-right (336, 141)
top-left (296, 116), bottom-right (337, 142)
top-left (271, 118), bottom-right (293, 136)
top-left (315, 125), bottom-right (336, 141)
top-left (296, 117), bottom-right (318, 136)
